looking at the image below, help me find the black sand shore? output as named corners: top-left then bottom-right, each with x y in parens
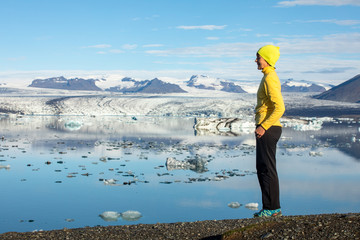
top-left (1, 213), bottom-right (359, 240)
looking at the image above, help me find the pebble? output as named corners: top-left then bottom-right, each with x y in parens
top-left (3, 213), bottom-right (359, 240)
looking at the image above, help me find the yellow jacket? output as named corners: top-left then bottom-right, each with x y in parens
top-left (255, 66), bottom-right (285, 130)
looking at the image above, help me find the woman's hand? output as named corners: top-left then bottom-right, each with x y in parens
top-left (255, 125), bottom-right (265, 139)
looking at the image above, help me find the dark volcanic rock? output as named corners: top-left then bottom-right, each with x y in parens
top-left (139, 78), bottom-right (187, 94)
top-left (29, 76), bottom-right (102, 91)
top-left (314, 74), bottom-right (360, 103)
top-left (106, 78), bottom-right (187, 94)
top-left (220, 81), bottom-right (246, 93)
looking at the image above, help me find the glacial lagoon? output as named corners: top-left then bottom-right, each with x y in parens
top-left (0, 115), bottom-right (359, 233)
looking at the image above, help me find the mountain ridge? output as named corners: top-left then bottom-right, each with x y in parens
top-left (314, 74), bottom-right (360, 103)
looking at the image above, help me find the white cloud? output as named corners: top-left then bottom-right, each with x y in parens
top-left (146, 42), bottom-right (259, 58)
top-left (122, 44), bottom-right (138, 50)
top-left (145, 32), bottom-right (360, 57)
top-left (302, 19), bottom-right (360, 26)
top-left (142, 44), bottom-right (164, 48)
top-left (276, 33), bottom-right (360, 54)
top-left (83, 44), bottom-right (112, 49)
top-left (132, 15), bottom-right (160, 21)
top-left (96, 51), bottom-right (107, 54)
top-left (239, 28), bottom-right (253, 32)
top-left (256, 34), bottom-right (270, 37)
top-left (206, 37), bottom-right (220, 40)
top-left (109, 49), bottom-right (124, 53)
top-left (277, 0), bottom-right (360, 7)
top-left (177, 25), bottom-right (227, 30)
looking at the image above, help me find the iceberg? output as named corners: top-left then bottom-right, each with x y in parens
top-left (64, 120), bottom-right (83, 131)
top-left (281, 117), bottom-right (324, 131)
top-left (99, 211), bottom-right (121, 222)
top-left (194, 118), bottom-right (254, 136)
top-left (120, 210), bottom-right (142, 221)
top-left (166, 155), bottom-right (209, 173)
top-left (309, 151), bottom-right (323, 157)
top-left (227, 202), bottom-right (241, 208)
top-left (245, 202), bottom-right (259, 210)
top-left (0, 164), bottom-right (10, 170)
top-left (103, 179), bottom-right (118, 185)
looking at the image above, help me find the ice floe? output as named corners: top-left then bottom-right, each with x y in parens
top-left (0, 164), bottom-right (10, 170)
top-left (309, 151), bottom-right (323, 157)
top-left (281, 117), bottom-right (324, 131)
top-left (64, 120), bottom-right (83, 131)
top-left (120, 210), bottom-right (142, 221)
top-left (245, 202), bottom-right (259, 210)
top-left (99, 211), bottom-right (121, 222)
top-left (166, 155), bottom-right (210, 173)
top-left (194, 118), bottom-right (254, 136)
top-left (99, 210), bottom-right (142, 222)
top-left (103, 178), bottom-right (118, 185)
top-left (227, 202), bottom-right (242, 208)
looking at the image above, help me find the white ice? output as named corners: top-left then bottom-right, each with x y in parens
top-left (227, 202), bottom-right (241, 208)
top-left (245, 203), bottom-right (259, 210)
top-left (120, 210), bottom-right (142, 221)
top-left (99, 211), bottom-right (121, 222)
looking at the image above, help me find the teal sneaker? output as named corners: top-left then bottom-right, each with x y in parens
top-left (253, 208), bottom-right (282, 218)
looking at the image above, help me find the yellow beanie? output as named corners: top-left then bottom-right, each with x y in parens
top-left (257, 45), bottom-right (280, 67)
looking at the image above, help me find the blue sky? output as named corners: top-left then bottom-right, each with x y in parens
top-left (1, 0), bottom-right (359, 85)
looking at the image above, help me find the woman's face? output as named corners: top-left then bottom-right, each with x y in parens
top-left (255, 54), bottom-right (269, 70)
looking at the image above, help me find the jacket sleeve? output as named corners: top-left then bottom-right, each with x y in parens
top-left (260, 73), bottom-right (285, 130)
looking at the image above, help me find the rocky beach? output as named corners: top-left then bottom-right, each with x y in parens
top-left (1, 213), bottom-right (359, 239)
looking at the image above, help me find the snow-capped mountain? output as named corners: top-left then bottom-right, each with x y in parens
top-left (105, 78), bottom-right (187, 94)
top-left (281, 79), bottom-right (330, 92)
top-left (29, 76), bottom-right (102, 91)
top-left (24, 75), bottom-right (342, 96)
top-left (28, 76), bottom-right (186, 94)
top-left (186, 75), bottom-right (246, 93)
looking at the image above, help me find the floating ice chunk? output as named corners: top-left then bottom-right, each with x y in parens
top-left (120, 210), bottom-right (142, 221)
top-left (282, 118), bottom-right (323, 131)
top-left (103, 179), bottom-right (118, 185)
top-left (166, 155), bottom-right (209, 173)
top-left (99, 211), bottom-right (121, 222)
top-left (228, 202), bottom-right (241, 208)
top-left (64, 120), bottom-right (83, 131)
top-left (0, 165), bottom-right (10, 170)
top-left (212, 176), bottom-right (223, 181)
top-left (194, 118), bottom-right (254, 136)
top-left (166, 157), bottom-right (193, 169)
top-left (309, 151), bottom-right (323, 157)
top-left (245, 202), bottom-right (259, 210)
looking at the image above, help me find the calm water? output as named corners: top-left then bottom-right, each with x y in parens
top-left (0, 115), bottom-right (359, 233)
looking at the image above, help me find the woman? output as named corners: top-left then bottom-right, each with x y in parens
top-left (254, 45), bottom-right (285, 217)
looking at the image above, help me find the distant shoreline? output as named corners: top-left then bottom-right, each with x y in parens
top-left (1, 213), bottom-right (359, 239)
top-left (284, 106), bottom-right (360, 118)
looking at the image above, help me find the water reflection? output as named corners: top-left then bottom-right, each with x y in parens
top-left (0, 115), bottom-right (359, 233)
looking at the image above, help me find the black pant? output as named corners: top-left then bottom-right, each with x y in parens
top-left (256, 126), bottom-right (282, 210)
